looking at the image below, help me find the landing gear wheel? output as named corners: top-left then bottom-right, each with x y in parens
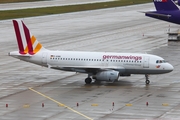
top-left (145, 74), bottom-right (150, 85)
top-left (146, 80), bottom-right (150, 85)
top-left (85, 78), bottom-right (92, 84)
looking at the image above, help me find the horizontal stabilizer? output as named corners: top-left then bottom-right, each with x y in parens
top-left (9, 51), bottom-right (32, 57)
top-left (145, 12), bottom-right (171, 18)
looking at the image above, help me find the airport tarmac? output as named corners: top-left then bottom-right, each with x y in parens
top-left (0, 0), bottom-right (113, 10)
top-left (0, 2), bottom-right (180, 120)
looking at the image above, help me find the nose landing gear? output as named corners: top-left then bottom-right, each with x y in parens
top-left (145, 74), bottom-right (150, 85)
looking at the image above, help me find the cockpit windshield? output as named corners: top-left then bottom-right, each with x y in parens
top-left (156, 60), bottom-right (166, 63)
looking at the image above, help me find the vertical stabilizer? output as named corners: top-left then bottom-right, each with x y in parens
top-left (154, 0), bottom-right (179, 11)
top-left (13, 20), bottom-right (45, 55)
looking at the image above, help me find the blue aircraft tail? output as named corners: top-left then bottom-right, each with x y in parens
top-left (154, 0), bottom-right (179, 11)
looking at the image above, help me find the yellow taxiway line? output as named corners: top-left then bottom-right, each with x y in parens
top-left (29, 87), bottom-right (93, 120)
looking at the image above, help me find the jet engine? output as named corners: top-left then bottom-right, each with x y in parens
top-left (94, 70), bottom-right (119, 82)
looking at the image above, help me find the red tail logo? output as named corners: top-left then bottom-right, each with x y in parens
top-left (13, 20), bottom-right (42, 55)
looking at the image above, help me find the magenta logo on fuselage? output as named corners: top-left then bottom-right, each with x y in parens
top-left (102, 55), bottom-right (142, 61)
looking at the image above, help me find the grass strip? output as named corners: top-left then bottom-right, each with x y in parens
top-left (0, 0), bottom-right (151, 20)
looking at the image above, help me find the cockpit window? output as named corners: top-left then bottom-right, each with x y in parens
top-left (156, 60), bottom-right (166, 63)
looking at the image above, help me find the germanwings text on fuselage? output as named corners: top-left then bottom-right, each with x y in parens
top-left (103, 55), bottom-right (142, 61)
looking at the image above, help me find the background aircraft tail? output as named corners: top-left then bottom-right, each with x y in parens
top-left (154, 0), bottom-right (179, 11)
top-left (13, 20), bottom-right (45, 55)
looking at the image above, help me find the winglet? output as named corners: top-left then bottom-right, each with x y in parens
top-left (13, 20), bottom-right (45, 55)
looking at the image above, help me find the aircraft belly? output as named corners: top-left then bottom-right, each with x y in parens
top-left (124, 69), bottom-right (170, 74)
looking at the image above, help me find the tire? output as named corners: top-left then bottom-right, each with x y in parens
top-left (146, 80), bottom-right (150, 85)
top-left (85, 78), bottom-right (92, 84)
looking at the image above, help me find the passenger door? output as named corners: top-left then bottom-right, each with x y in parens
top-left (143, 56), bottom-right (149, 68)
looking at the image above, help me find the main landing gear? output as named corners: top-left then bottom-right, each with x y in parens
top-left (145, 74), bottom-right (150, 85)
top-left (85, 78), bottom-right (92, 84)
top-left (85, 74), bottom-right (92, 84)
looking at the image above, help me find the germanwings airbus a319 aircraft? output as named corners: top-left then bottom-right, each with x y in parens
top-left (9, 20), bottom-right (174, 85)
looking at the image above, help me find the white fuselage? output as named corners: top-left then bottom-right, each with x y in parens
top-left (9, 50), bottom-right (174, 75)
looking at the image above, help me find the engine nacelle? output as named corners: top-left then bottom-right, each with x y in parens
top-left (95, 70), bottom-right (119, 82)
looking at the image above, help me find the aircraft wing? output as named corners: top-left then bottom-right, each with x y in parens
top-left (145, 12), bottom-right (171, 18)
top-left (50, 65), bottom-right (125, 73)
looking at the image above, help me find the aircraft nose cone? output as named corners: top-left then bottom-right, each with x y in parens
top-left (167, 63), bottom-right (174, 72)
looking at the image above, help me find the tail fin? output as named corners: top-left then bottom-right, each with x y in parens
top-left (13, 20), bottom-right (45, 55)
top-left (154, 0), bottom-right (179, 11)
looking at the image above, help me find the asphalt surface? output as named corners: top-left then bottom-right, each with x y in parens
top-left (0, 2), bottom-right (180, 120)
top-left (0, 0), bottom-right (113, 10)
